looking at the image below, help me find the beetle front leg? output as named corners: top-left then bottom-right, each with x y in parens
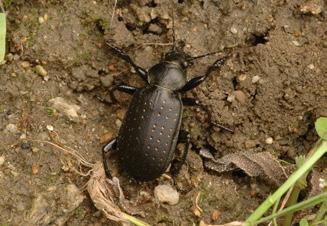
top-left (105, 41), bottom-right (148, 83)
top-left (109, 84), bottom-right (138, 103)
top-left (102, 138), bottom-right (117, 179)
top-left (171, 130), bottom-right (190, 177)
top-left (178, 57), bottom-right (226, 92)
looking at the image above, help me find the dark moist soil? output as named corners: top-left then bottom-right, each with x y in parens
top-left (1, 0), bottom-right (327, 225)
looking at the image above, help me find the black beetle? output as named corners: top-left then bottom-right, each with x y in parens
top-left (102, 33), bottom-right (227, 181)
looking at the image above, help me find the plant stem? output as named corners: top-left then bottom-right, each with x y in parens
top-left (311, 189), bottom-right (327, 225)
top-left (272, 197), bottom-right (280, 226)
top-left (244, 140), bottom-right (327, 226)
top-left (124, 214), bottom-right (151, 226)
top-left (256, 192), bottom-right (327, 224)
top-left (282, 156), bottom-right (309, 226)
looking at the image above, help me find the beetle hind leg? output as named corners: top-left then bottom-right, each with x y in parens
top-left (170, 130), bottom-right (190, 177)
top-left (102, 138), bottom-right (117, 179)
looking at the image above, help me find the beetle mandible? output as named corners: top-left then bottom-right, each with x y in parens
top-left (102, 20), bottom-right (227, 181)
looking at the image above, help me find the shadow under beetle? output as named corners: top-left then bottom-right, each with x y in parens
top-left (102, 31), bottom-right (227, 181)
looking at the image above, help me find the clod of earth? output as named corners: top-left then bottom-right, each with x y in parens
top-left (154, 184), bottom-right (180, 205)
top-left (48, 97), bottom-right (81, 122)
top-left (27, 183), bottom-right (85, 226)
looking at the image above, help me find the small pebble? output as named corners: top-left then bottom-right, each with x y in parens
top-left (20, 133), bottom-right (27, 139)
top-left (115, 119), bottom-right (122, 127)
top-left (211, 209), bottom-right (221, 221)
top-left (148, 23), bottom-right (162, 34)
top-left (32, 147), bottom-right (39, 153)
top-left (238, 74), bottom-right (247, 81)
top-left (0, 156), bottom-right (5, 166)
top-left (265, 137), bottom-right (274, 144)
top-left (154, 184), bottom-right (180, 205)
top-left (252, 75), bottom-right (261, 84)
top-left (32, 163), bottom-right (39, 175)
top-left (300, 0), bottom-right (323, 15)
top-left (35, 65), bottom-right (48, 77)
top-left (5, 123), bottom-right (18, 133)
top-left (307, 64), bottom-right (315, 70)
top-left (230, 26), bottom-right (238, 34)
top-left (49, 97), bottom-right (81, 122)
top-left (292, 40), bottom-right (301, 46)
top-left (46, 125), bottom-right (54, 131)
top-left (234, 90), bottom-right (247, 104)
top-left (38, 16), bottom-right (45, 24)
top-left (193, 206), bottom-right (202, 217)
top-left (227, 94), bottom-right (235, 103)
top-left (21, 61), bottom-right (31, 68)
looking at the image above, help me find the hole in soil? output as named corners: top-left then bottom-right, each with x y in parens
top-left (231, 76), bottom-right (238, 89)
top-left (98, 69), bottom-right (107, 76)
top-left (146, 0), bottom-right (157, 7)
top-left (95, 19), bottom-right (106, 34)
top-left (247, 32), bottom-right (268, 46)
top-left (117, 0), bottom-right (131, 7)
top-left (178, 0), bottom-right (184, 3)
top-left (118, 16), bottom-right (123, 22)
top-left (125, 22), bottom-right (137, 31)
top-left (142, 18), bottom-right (165, 35)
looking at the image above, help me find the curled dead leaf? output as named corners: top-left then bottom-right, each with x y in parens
top-left (200, 150), bottom-right (287, 186)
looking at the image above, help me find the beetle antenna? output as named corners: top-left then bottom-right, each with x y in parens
top-left (171, 9), bottom-right (176, 51)
top-left (188, 50), bottom-right (221, 61)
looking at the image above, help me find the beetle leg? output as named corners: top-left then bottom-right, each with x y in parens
top-left (171, 130), bottom-right (190, 176)
top-left (178, 57), bottom-right (226, 92)
top-left (109, 84), bottom-right (138, 103)
top-left (182, 97), bottom-right (199, 106)
top-left (182, 97), bottom-right (234, 132)
top-left (105, 41), bottom-right (148, 83)
top-left (102, 138), bottom-right (117, 179)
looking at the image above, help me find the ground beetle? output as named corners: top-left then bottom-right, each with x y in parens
top-left (103, 24), bottom-right (227, 181)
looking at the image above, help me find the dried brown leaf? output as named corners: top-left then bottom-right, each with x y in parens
top-left (200, 150), bottom-right (287, 186)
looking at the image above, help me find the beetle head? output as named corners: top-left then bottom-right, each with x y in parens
top-left (163, 50), bottom-right (193, 70)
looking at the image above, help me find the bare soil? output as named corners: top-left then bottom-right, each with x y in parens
top-left (1, 0), bottom-right (327, 225)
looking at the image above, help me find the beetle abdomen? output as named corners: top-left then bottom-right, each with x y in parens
top-left (116, 86), bottom-right (182, 180)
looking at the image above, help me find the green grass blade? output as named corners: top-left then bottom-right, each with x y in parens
top-left (124, 214), bottom-right (151, 226)
top-left (256, 192), bottom-right (327, 224)
top-left (272, 197), bottom-right (280, 226)
top-left (244, 140), bottom-right (327, 226)
top-left (315, 117), bottom-right (327, 140)
top-left (0, 12), bottom-right (6, 62)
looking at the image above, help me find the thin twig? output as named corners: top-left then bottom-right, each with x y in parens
top-left (29, 139), bottom-right (94, 168)
top-left (141, 42), bottom-right (173, 46)
top-left (109, 0), bottom-right (117, 28)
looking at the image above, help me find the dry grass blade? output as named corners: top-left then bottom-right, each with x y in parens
top-left (30, 139), bottom-right (150, 225)
top-left (199, 220), bottom-right (244, 226)
top-left (87, 162), bottom-right (127, 222)
top-left (87, 162), bottom-right (150, 226)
